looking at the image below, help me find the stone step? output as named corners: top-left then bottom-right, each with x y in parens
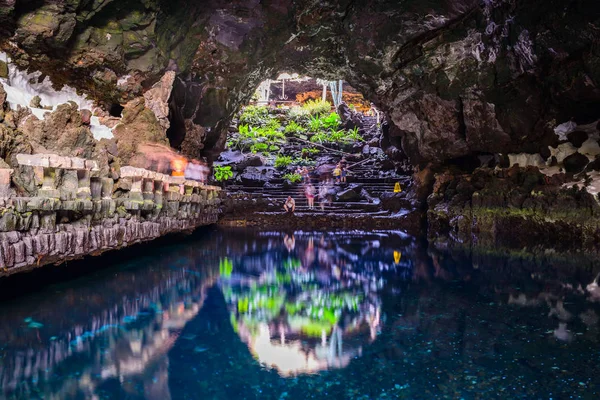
top-left (254, 210), bottom-right (391, 216)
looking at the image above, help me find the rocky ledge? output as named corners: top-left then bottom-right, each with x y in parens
top-left (427, 165), bottom-right (600, 253)
top-left (0, 154), bottom-right (221, 277)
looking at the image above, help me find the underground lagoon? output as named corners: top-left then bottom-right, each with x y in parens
top-left (0, 228), bottom-right (599, 399)
top-left (0, 0), bottom-right (600, 399)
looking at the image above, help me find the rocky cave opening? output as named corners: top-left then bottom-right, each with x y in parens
top-left (0, 1), bottom-right (600, 398)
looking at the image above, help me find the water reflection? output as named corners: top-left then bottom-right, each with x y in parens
top-left (220, 232), bottom-right (397, 376)
top-left (0, 241), bottom-right (221, 400)
top-left (0, 229), bottom-right (598, 399)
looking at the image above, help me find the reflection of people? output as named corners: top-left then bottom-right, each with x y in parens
top-left (283, 196), bottom-right (296, 213)
top-left (302, 236), bottom-right (315, 268)
top-left (284, 234), bottom-right (295, 252)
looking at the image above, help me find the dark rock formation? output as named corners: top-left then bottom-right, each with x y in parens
top-left (427, 166), bottom-right (600, 251)
top-left (1, 0), bottom-right (597, 166)
top-left (0, 0), bottom-right (599, 254)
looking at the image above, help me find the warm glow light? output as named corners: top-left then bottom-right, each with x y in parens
top-left (171, 158), bottom-right (187, 176)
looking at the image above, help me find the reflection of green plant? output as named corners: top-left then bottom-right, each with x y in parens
top-left (214, 165), bottom-right (233, 181)
top-left (283, 173), bottom-right (302, 183)
top-left (219, 258), bottom-right (233, 277)
top-left (283, 258), bottom-right (302, 269)
top-left (275, 155), bottom-right (293, 168)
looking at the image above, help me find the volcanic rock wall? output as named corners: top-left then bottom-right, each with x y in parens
top-left (1, 0), bottom-right (599, 252)
top-left (0, 153), bottom-right (221, 277)
top-left (1, 1), bottom-right (598, 165)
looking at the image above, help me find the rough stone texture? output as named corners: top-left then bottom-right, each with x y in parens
top-left (143, 71), bottom-right (176, 135)
top-left (112, 97), bottom-right (168, 164)
top-left (427, 166), bottom-right (600, 251)
top-left (0, 1), bottom-right (597, 165)
top-left (18, 102), bottom-right (96, 158)
top-left (0, 155), bottom-right (222, 277)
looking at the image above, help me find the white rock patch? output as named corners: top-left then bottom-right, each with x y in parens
top-left (0, 52), bottom-right (114, 140)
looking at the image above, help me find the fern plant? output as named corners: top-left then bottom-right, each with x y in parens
top-left (308, 115), bottom-right (323, 132)
top-left (283, 173), bottom-right (302, 183)
top-left (302, 99), bottom-right (331, 115)
top-left (284, 121), bottom-right (306, 135)
top-left (275, 155), bottom-right (294, 168)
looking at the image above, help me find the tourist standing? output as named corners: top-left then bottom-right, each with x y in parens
top-left (319, 183), bottom-right (328, 211)
top-left (333, 164), bottom-right (341, 184)
top-left (305, 183), bottom-right (316, 210)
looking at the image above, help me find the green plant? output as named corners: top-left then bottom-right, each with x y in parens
top-left (321, 112), bottom-right (341, 129)
top-left (239, 105), bottom-right (270, 126)
top-left (302, 99), bottom-right (331, 116)
top-left (283, 173), bottom-right (302, 183)
top-left (284, 120), bottom-right (306, 135)
top-left (293, 157), bottom-right (315, 167)
top-left (308, 115), bottom-right (323, 132)
top-left (301, 147), bottom-right (320, 158)
top-left (275, 155), bottom-right (294, 168)
top-left (265, 118), bottom-right (282, 130)
top-left (310, 131), bottom-right (328, 144)
top-left (250, 142), bottom-right (269, 154)
top-left (238, 124), bottom-right (250, 136)
top-left (288, 106), bottom-right (310, 123)
top-left (214, 165), bottom-right (233, 182)
top-left (347, 126), bottom-right (363, 141)
top-left (328, 128), bottom-right (347, 142)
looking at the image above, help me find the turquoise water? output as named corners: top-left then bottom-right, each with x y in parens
top-left (0, 228), bottom-right (598, 399)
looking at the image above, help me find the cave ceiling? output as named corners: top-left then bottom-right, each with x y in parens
top-left (0, 0), bottom-right (599, 164)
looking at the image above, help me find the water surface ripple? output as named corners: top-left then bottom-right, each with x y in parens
top-left (0, 228), bottom-right (598, 399)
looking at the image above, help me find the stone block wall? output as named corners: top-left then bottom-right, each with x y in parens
top-left (0, 154), bottom-right (222, 277)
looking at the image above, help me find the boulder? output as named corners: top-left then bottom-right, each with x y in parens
top-left (112, 97), bottom-right (168, 164)
top-left (380, 192), bottom-right (412, 212)
top-left (337, 102), bottom-right (362, 131)
top-left (29, 95), bottom-right (42, 108)
top-left (143, 71), bottom-right (176, 135)
top-left (219, 150), bottom-right (264, 171)
top-left (336, 184), bottom-right (362, 202)
top-left (0, 84), bottom-right (6, 106)
top-left (237, 166), bottom-right (276, 186)
top-left (19, 102), bottom-right (96, 158)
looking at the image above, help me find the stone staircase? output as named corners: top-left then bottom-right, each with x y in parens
top-left (226, 171), bottom-right (410, 216)
top-left (361, 115), bottom-right (380, 135)
top-left (223, 113), bottom-right (409, 218)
